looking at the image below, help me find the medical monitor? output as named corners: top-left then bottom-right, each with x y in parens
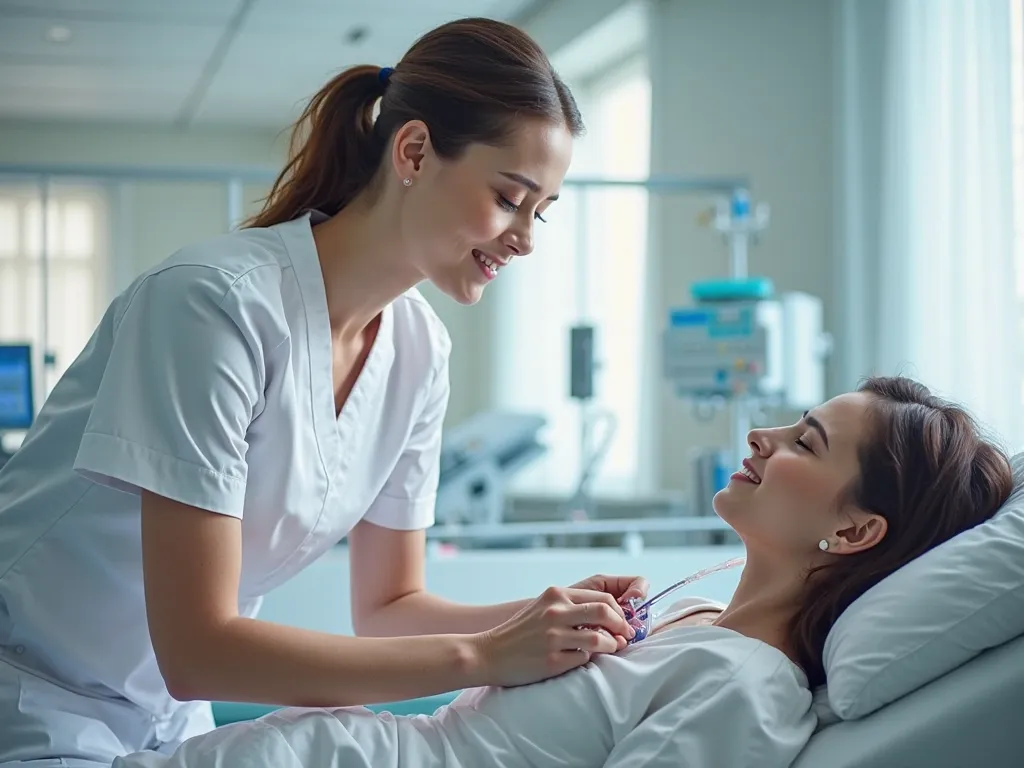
top-left (0, 344), bottom-right (34, 431)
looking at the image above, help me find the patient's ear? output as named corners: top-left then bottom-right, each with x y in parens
top-left (830, 510), bottom-right (887, 555)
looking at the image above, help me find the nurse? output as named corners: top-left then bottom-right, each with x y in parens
top-left (0, 16), bottom-right (647, 767)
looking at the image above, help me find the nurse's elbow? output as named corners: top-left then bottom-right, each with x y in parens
top-left (351, 605), bottom-right (396, 637)
top-left (350, 610), bottom-right (374, 637)
top-left (164, 673), bottom-right (202, 702)
top-left (155, 650), bottom-right (209, 702)
top-left (151, 627), bottom-right (226, 702)
top-left (140, 492), bottom-right (245, 702)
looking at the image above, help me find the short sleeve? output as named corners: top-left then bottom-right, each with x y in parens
top-left (602, 660), bottom-right (815, 768)
top-left (361, 351), bottom-right (450, 531)
top-left (73, 266), bottom-right (266, 519)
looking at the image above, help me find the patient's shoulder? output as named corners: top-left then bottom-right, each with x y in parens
top-left (661, 594), bottom-right (727, 614)
top-left (651, 595), bottom-right (726, 633)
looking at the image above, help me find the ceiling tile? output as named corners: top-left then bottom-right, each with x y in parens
top-left (0, 0), bottom-right (547, 129)
top-left (0, 17), bottom-right (222, 66)
top-left (0, 0), bottom-right (237, 23)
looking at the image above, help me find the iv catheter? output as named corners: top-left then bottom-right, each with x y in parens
top-left (622, 556), bottom-right (746, 644)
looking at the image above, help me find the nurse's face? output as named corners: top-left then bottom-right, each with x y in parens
top-left (713, 392), bottom-right (885, 563)
top-left (397, 117), bottom-right (574, 305)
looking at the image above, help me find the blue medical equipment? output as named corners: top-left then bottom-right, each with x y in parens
top-left (622, 556), bottom-right (746, 644)
top-left (662, 191), bottom-right (832, 488)
top-left (689, 277), bottom-right (774, 303)
top-left (664, 291), bottom-right (827, 404)
top-left (0, 344), bottom-right (34, 466)
top-left (435, 411), bottom-right (548, 525)
top-left (0, 344), bottom-right (33, 430)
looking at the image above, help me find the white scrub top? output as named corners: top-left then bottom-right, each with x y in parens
top-left (114, 597), bottom-right (817, 768)
top-left (0, 211), bottom-right (451, 752)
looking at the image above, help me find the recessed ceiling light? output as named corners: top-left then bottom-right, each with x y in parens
top-left (45, 25), bottom-right (72, 44)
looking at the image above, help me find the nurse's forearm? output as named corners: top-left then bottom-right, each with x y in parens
top-left (169, 617), bottom-right (486, 707)
top-left (356, 590), bottom-right (532, 637)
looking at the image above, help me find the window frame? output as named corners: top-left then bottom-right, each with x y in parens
top-left (0, 179), bottom-right (110, 407)
top-left (496, 47), bottom-right (654, 498)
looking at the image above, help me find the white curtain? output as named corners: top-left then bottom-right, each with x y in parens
top-left (838, 0), bottom-right (1023, 451)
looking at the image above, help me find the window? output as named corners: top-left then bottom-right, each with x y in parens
top-left (492, 55), bottom-right (652, 496)
top-left (0, 182), bottom-right (109, 405)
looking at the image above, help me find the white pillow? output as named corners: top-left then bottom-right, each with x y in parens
top-left (822, 452), bottom-right (1024, 720)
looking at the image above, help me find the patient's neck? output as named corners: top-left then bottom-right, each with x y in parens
top-left (713, 555), bottom-right (803, 662)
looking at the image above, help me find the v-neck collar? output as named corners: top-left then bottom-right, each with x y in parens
top-left (276, 211), bottom-right (395, 476)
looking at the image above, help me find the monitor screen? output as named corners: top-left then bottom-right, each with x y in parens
top-left (0, 344), bottom-right (33, 430)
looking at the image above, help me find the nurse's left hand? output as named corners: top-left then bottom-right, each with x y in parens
top-left (570, 574), bottom-right (649, 606)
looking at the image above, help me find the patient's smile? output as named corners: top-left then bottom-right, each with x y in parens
top-left (733, 459), bottom-right (761, 485)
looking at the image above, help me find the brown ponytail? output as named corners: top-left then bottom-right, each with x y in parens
top-left (788, 376), bottom-right (1014, 687)
top-left (246, 66), bottom-right (387, 227)
top-left (245, 18), bottom-right (584, 230)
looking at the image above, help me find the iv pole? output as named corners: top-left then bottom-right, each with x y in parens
top-left (703, 189), bottom-right (771, 472)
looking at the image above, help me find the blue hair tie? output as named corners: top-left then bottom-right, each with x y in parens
top-left (379, 67), bottom-right (394, 85)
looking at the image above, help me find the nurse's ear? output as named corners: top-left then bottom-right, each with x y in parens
top-left (391, 120), bottom-right (432, 184)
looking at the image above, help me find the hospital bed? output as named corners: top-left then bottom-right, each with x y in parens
top-left (211, 630), bottom-right (1024, 766)
top-left (795, 632), bottom-right (1024, 767)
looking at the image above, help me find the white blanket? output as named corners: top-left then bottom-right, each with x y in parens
top-left (115, 599), bottom-right (817, 768)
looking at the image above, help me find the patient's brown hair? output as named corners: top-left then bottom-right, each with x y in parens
top-left (789, 376), bottom-right (1014, 687)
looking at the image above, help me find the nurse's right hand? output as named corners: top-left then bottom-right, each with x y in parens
top-left (475, 586), bottom-right (635, 688)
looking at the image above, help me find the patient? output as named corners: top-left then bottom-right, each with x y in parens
top-left (115, 376), bottom-right (1013, 768)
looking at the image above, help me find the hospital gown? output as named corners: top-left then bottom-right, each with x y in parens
top-left (113, 599), bottom-right (817, 768)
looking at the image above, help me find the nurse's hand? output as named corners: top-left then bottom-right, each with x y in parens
top-left (475, 586), bottom-right (635, 688)
top-left (569, 573), bottom-right (650, 607)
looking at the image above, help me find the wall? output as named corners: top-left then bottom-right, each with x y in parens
top-left (0, 121), bottom-right (285, 278)
top-left (0, 121), bottom-right (490, 425)
top-left (833, 0), bottom-right (889, 393)
top-left (648, 0), bottom-right (835, 490)
top-left (522, 0), bottom-right (836, 494)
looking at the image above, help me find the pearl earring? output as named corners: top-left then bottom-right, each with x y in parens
top-left (402, 178), bottom-right (412, 187)
top-left (818, 539), bottom-right (830, 552)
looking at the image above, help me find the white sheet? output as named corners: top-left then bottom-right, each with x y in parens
top-left (115, 599), bottom-right (817, 768)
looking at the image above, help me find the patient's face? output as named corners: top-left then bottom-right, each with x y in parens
top-left (713, 392), bottom-right (874, 558)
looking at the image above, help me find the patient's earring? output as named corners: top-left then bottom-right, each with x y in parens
top-left (402, 178), bottom-right (412, 187)
top-left (818, 539), bottom-right (830, 552)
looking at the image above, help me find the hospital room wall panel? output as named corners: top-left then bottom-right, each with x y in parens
top-left (510, 0), bottom-right (835, 498)
top-left (0, 121), bottom-right (285, 172)
top-left (0, 121), bottom-right (285, 276)
top-left (643, 0), bottom-right (835, 491)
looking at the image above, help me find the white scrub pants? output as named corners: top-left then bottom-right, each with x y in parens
top-left (0, 659), bottom-right (209, 767)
